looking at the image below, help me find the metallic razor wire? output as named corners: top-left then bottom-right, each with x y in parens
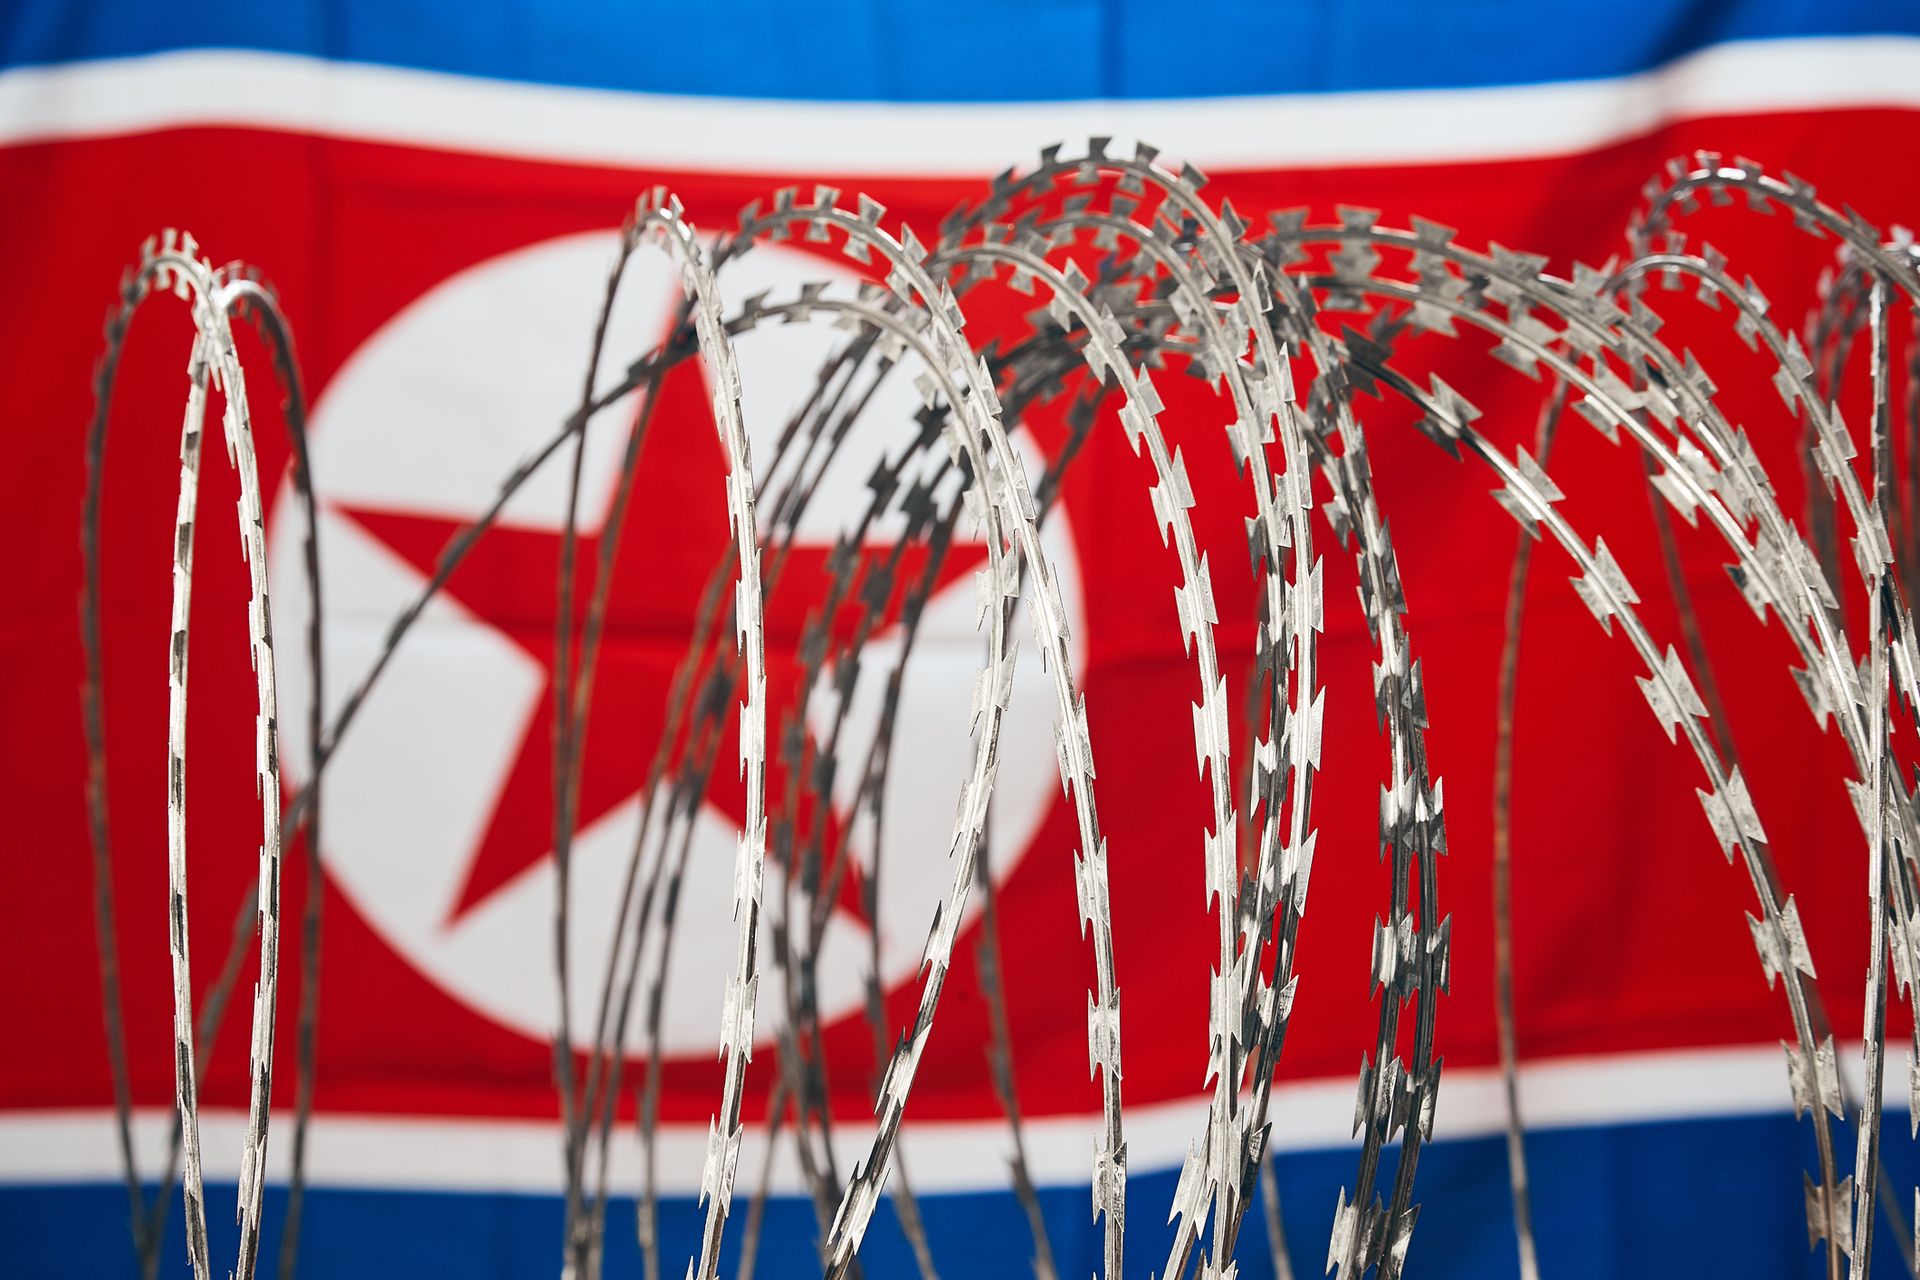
top-left (82, 234), bottom-right (292, 1280)
top-left (76, 143), bottom-right (1920, 1280)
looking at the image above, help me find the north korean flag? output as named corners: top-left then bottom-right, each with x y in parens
top-left (6, 3), bottom-right (1920, 1277)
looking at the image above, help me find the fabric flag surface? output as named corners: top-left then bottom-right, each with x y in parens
top-left (7, 2), bottom-right (1920, 1276)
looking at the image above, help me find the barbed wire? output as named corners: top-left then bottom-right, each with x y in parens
top-left (77, 143), bottom-right (1920, 1280)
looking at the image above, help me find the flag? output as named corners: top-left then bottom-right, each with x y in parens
top-left (5, 3), bottom-right (1920, 1276)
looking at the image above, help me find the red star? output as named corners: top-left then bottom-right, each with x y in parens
top-left (338, 321), bottom-right (988, 928)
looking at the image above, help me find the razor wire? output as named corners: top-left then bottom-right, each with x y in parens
top-left (74, 143), bottom-right (1920, 1280)
top-left (81, 233), bottom-right (293, 1280)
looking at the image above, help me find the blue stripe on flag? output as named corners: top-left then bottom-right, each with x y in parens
top-left (2, 1109), bottom-right (1906, 1277)
top-left (2, 1), bottom-right (1918, 103)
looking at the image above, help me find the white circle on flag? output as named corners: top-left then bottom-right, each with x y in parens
top-left (266, 230), bottom-right (1083, 1055)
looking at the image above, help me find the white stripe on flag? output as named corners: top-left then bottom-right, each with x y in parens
top-left (0, 1042), bottom-right (1902, 1195)
top-left (0, 38), bottom-right (1918, 175)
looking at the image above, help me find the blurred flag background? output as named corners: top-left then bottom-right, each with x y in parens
top-left (6, 3), bottom-right (1920, 1276)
